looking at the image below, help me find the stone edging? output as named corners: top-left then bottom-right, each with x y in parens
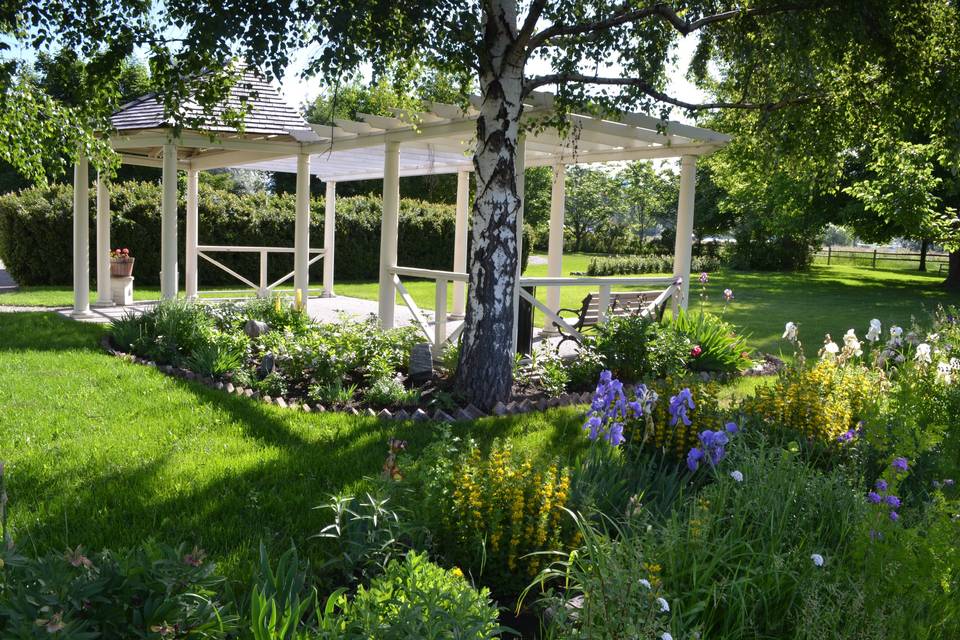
top-left (101, 336), bottom-right (590, 422)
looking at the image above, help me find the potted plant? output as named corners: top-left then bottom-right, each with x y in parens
top-left (110, 248), bottom-right (135, 277)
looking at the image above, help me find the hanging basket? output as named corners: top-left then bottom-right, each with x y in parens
top-left (110, 258), bottom-right (135, 278)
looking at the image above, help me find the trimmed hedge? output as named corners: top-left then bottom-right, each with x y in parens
top-left (586, 253), bottom-right (723, 276)
top-left (0, 181), bottom-right (529, 287)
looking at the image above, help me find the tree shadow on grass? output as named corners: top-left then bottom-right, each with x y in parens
top-left (7, 336), bottom-right (589, 582)
top-left (0, 312), bottom-right (105, 352)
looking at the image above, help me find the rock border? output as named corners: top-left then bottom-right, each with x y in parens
top-left (101, 336), bottom-right (589, 423)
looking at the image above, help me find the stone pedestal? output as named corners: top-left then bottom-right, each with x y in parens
top-left (111, 276), bottom-right (134, 306)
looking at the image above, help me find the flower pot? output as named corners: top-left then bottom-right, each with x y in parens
top-left (110, 258), bottom-right (135, 278)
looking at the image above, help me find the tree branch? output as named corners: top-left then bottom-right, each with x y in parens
top-left (523, 72), bottom-right (815, 111)
top-left (529, 3), bottom-right (807, 51)
top-left (515, 0), bottom-right (550, 50)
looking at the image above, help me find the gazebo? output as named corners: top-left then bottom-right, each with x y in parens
top-left (72, 70), bottom-right (730, 354)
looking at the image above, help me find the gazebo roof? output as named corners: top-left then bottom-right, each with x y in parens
top-left (112, 69), bottom-right (312, 138)
top-left (109, 71), bottom-right (731, 181)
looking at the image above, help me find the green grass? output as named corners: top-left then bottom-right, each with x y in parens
top-left (5, 256), bottom-right (958, 358)
top-left (0, 312), bottom-right (587, 579)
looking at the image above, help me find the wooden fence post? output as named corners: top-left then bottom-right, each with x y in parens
top-left (872, 249), bottom-right (878, 269)
top-left (827, 246), bottom-right (831, 265)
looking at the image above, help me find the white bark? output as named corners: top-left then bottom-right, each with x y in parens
top-left (456, 0), bottom-right (526, 408)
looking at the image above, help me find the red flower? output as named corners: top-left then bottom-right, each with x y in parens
top-left (691, 345), bottom-right (703, 357)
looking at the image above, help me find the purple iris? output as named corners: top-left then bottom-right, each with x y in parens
top-left (606, 422), bottom-right (625, 446)
top-left (884, 495), bottom-right (901, 508)
top-left (867, 491), bottom-right (881, 504)
top-left (889, 511), bottom-right (900, 522)
top-left (699, 429), bottom-right (729, 465)
top-left (725, 421), bottom-right (739, 434)
top-left (585, 416), bottom-right (602, 440)
top-left (687, 447), bottom-right (704, 472)
top-left (892, 457), bottom-right (909, 472)
top-left (838, 429), bottom-right (856, 443)
top-left (875, 479), bottom-right (888, 492)
top-left (583, 371), bottom-right (648, 447)
top-left (668, 388), bottom-right (695, 426)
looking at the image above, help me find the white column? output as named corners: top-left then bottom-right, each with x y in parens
top-left (510, 137), bottom-right (526, 353)
top-left (322, 180), bottom-right (336, 297)
top-left (160, 143), bottom-right (179, 299)
top-left (543, 163), bottom-right (566, 332)
top-left (672, 155), bottom-right (697, 311)
top-left (294, 153), bottom-right (311, 297)
top-left (71, 155), bottom-right (91, 317)
top-left (451, 170), bottom-right (470, 318)
top-left (93, 174), bottom-right (113, 306)
top-left (185, 168), bottom-right (199, 299)
top-left (378, 141), bottom-right (401, 329)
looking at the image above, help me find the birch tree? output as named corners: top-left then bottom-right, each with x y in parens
top-left (5, 0), bottom-right (959, 408)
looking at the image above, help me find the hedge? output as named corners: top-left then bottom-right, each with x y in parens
top-left (586, 253), bottom-right (724, 276)
top-left (0, 181), bottom-right (529, 287)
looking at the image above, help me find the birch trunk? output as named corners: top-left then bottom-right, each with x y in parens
top-left (456, 0), bottom-right (524, 409)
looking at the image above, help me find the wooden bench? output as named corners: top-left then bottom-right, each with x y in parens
top-left (553, 290), bottom-right (667, 345)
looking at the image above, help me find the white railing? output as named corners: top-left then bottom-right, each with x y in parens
top-left (390, 265), bottom-right (468, 356)
top-left (389, 269), bottom-right (682, 354)
top-left (197, 245), bottom-right (324, 297)
top-left (517, 276), bottom-right (681, 341)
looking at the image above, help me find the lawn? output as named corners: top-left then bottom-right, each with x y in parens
top-left (5, 257), bottom-right (959, 358)
top-left (0, 312), bottom-right (587, 580)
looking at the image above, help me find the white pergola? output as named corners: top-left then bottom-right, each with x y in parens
top-left (72, 70), bottom-right (730, 353)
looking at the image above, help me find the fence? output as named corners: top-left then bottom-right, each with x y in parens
top-left (815, 247), bottom-right (950, 271)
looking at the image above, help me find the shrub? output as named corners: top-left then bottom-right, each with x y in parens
top-left (728, 221), bottom-right (819, 271)
top-left (742, 360), bottom-right (879, 450)
top-left (669, 309), bottom-right (752, 373)
top-left (405, 436), bottom-right (574, 594)
top-left (314, 493), bottom-right (411, 589)
top-left (364, 375), bottom-right (421, 407)
top-left (248, 543), bottom-right (318, 640)
top-left (328, 552), bottom-right (502, 640)
top-left (652, 441), bottom-right (866, 638)
top-left (0, 182), bottom-right (530, 286)
top-left (0, 542), bottom-right (236, 637)
top-left (588, 315), bottom-right (690, 382)
top-left (184, 329), bottom-right (249, 376)
top-left (110, 299), bottom-right (214, 365)
top-left (586, 253), bottom-right (722, 276)
top-left (523, 512), bottom-right (675, 640)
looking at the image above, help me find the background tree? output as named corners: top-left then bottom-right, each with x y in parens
top-left (618, 161), bottom-right (679, 250)
top-left (702, 2), bottom-right (960, 279)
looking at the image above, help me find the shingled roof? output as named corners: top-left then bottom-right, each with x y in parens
top-left (111, 69), bottom-right (310, 137)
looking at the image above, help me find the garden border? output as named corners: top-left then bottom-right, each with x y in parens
top-left (100, 335), bottom-right (592, 422)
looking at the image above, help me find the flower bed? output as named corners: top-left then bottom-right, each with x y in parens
top-left (106, 291), bottom-right (754, 418)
